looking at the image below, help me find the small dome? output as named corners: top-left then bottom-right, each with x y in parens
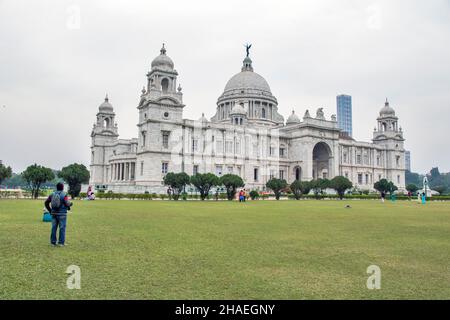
top-left (286, 110), bottom-right (300, 124)
top-left (380, 99), bottom-right (395, 116)
top-left (230, 104), bottom-right (247, 115)
top-left (151, 44), bottom-right (174, 71)
top-left (99, 95), bottom-right (113, 112)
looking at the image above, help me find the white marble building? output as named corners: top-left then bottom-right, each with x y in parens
top-left (90, 45), bottom-right (406, 193)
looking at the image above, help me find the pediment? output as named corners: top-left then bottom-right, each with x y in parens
top-left (157, 97), bottom-right (180, 105)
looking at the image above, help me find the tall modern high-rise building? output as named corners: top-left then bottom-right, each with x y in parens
top-left (337, 94), bottom-right (353, 137)
top-left (405, 150), bottom-right (411, 171)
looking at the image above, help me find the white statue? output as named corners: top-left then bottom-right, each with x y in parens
top-left (316, 108), bottom-right (325, 120)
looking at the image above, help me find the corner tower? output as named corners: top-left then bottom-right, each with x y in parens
top-left (90, 95), bottom-right (119, 186)
top-left (373, 99), bottom-right (406, 189)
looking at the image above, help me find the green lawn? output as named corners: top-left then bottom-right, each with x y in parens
top-left (0, 199), bottom-right (449, 300)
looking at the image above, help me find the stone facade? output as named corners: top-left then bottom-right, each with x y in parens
top-left (90, 45), bottom-right (406, 193)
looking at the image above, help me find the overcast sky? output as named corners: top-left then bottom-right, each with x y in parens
top-left (0, 0), bottom-right (449, 173)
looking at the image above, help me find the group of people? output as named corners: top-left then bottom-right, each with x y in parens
top-left (238, 189), bottom-right (248, 202)
top-left (381, 190), bottom-right (427, 204)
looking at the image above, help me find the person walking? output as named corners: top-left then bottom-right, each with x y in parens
top-left (239, 189), bottom-right (244, 202)
top-left (381, 191), bottom-right (385, 203)
top-left (44, 182), bottom-right (73, 246)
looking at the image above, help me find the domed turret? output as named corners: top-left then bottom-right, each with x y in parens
top-left (380, 98), bottom-right (395, 116)
top-left (151, 44), bottom-right (174, 71)
top-left (99, 94), bottom-right (113, 113)
top-left (286, 110), bottom-right (300, 125)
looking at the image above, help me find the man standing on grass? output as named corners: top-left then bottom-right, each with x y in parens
top-left (44, 182), bottom-right (73, 247)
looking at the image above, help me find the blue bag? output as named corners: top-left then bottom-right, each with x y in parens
top-left (43, 212), bottom-right (52, 222)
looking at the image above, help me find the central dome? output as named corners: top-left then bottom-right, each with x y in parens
top-left (224, 71), bottom-right (272, 94)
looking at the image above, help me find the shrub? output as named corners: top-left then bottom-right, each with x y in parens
top-left (290, 180), bottom-right (311, 200)
top-left (249, 190), bottom-right (259, 200)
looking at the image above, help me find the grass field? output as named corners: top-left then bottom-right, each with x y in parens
top-left (0, 199), bottom-right (449, 300)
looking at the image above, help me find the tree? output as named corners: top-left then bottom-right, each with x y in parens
top-left (430, 167), bottom-right (440, 180)
top-left (59, 163), bottom-right (90, 198)
top-left (433, 185), bottom-right (447, 195)
top-left (310, 178), bottom-right (330, 199)
top-left (190, 173), bottom-right (219, 200)
top-left (163, 172), bottom-right (190, 200)
top-left (290, 180), bottom-right (311, 200)
top-left (406, 184), bottom-right (419, 194)
top-left (0, 163), bottom-right (13, 186)
top-left (219, 174), bottom-right (244, 201)
top-left (330, 176), bottom-right (353, 200)
top-left (22, 164), bottom-right (55, 199)
top-left (387, 181), bottom-right (398, 194)
top-left (374, 179), bottom-right (390, 194)
top-left (405, 170), bottom-right (422, 187)
top-left (266, 178), bottom-right (287, 200)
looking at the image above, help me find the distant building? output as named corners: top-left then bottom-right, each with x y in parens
top-left (337, 94), bottom-right (353, 137)
top-left (405, 150), bottom-right (411, 171)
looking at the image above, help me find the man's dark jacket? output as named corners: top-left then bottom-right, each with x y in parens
top-left (44, 191), bottom-right (72, 216)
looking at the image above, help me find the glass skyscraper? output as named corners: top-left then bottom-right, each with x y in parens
top-left (337, 94), bottom-right (353, 137)
top-left (405, 150), bottom-right (411, 171)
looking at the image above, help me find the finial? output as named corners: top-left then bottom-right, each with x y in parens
top-left (105, 94), bottom-right (109, 102)
top-left (177, 84), bottom-right (182, 92)
top-left (160, 43), bottom-right (166, 55)
top-left (141, 86), bottom-right (146, 95)
top-left (292, 109), bottom-right (295, 114)
top-left (304, 109), bottom-right (311, 118)
top-left (385, 97), bottom-right (389, 106)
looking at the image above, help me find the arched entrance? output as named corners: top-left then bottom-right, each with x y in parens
top-left (312, 142), bottom-right (332, 179)
top-left (294, 166), bottom-right (302, 181)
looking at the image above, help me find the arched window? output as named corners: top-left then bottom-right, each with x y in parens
top-left (141, 131), bottom-right (147, 148)
top-left (103, 118), bottom-right (110, 127)
top-left (261, 108), bottom-right (266, 118)
top-left (295, 167), bottom-right (301, 181)
top-left (161, 78), bottom-right (169, 93)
